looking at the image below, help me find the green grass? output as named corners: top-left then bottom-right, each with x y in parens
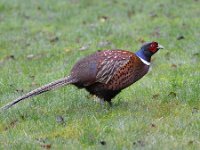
top-left (0, 0), bottom-right (200, 149)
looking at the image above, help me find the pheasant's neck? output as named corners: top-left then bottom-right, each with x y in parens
top-left (135, 49), bottom-right (151, 65)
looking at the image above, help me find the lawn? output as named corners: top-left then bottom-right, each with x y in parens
top-left (0, 0), bottom-right (199, 149)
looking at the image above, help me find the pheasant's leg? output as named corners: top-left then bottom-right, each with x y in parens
top-left (107, 101), bottom-right (113, 107)
top-left (93, 96), bottom-right (111, 107)
top-left (100, 99), bottom-right (105, 106)
top-left (93, 95), bottom-right (105, 106)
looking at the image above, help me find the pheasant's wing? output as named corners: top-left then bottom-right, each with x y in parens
top-left (71, 50), bottom-right (135, 86)
top-left (96, 51), bottom-right (132, 84)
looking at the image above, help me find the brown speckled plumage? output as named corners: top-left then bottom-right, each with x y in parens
top-left (72, 50), bottom-right (149, 102)
top-left (1, 42), bottom-right (163, 110)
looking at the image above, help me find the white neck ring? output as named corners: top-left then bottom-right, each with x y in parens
top-left (138, 56), bottom-right (150, 65)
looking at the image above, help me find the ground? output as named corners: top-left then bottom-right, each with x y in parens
top-left (0, 0), bottom-right (200, 149)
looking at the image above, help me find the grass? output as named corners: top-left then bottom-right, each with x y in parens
top-left (0, 0), bottom-right (200, 149)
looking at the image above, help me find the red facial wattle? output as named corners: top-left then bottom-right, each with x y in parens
top-left (149, 42), bottom-right (158, 53)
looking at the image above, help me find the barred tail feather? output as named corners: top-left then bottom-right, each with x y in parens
top-left (0, 76), bottom-right (76, 111)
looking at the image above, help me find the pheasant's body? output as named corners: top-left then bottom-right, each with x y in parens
top-left (72, 50), bottom-right (149, 102)
top-left (0, 42), bottom-right (163, 111)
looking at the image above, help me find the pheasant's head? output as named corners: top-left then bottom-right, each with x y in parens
top-left (136, 41), bottom-right (164, 63)
top-left (142, 41), bottom-right (164, 55)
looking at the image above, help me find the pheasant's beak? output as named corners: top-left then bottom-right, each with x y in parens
top-left (158, 44), bottom-right (164, 49)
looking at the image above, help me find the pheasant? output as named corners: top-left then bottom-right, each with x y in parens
top-left (0, 41), bottom-right (164, 110)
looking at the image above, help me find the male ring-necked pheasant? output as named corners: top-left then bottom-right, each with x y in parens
top-left (0, 41), bottom-right (163, 110)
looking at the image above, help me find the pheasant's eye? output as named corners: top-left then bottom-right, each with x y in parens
top-left (148, 42), bottom-right (158, 53)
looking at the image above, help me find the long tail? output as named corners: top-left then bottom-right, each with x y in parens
top-left (0, 75), bottom-right (76, 111)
